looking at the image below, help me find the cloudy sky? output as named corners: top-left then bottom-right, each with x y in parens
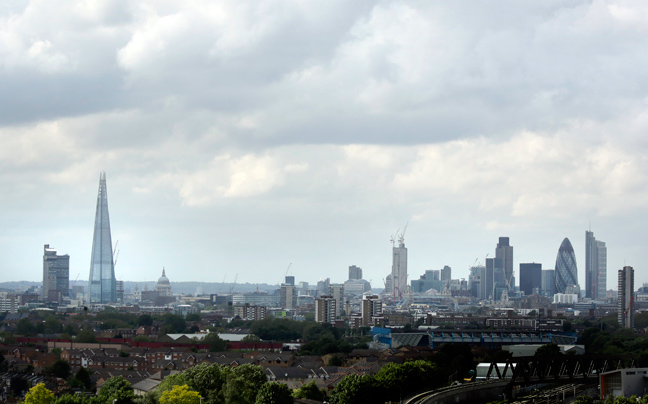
top-left (1, 0), bottom-right (647, 291)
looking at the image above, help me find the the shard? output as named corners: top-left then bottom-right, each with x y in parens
top-left (88, 172), bottom-right (116, 303)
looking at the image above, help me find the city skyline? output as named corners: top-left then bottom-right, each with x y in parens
top-left (0, 2), bottom-right (646, 288)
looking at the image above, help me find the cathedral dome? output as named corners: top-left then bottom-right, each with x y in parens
top-left (157, 269), bottom-right (170, 285)
top-left (156, 268), bottom-right (172, 296)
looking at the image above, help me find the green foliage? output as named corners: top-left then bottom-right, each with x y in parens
top-left (98, 376), bottom-right (136, 404)
top-left (292, 381), bottom-right (327, 401)
top-left (204, 333), bottom-right (228, 352)
top-left (160, 385), bottom-right (201, 404)
top-left (573, 395), bottom-right (594, 404)
top-left (133, 335), bottom-right (152, 342)
top-left (24, 383), bottom-right (55, 404)
top-left (299, 336), bottom-right (353, 356)
top-left (224, 364), bottom-right (267, 404)
top-left (434, 343), bottom-right (474, 381)
top-left (186, 313), bottom-right (201, 322)
top-left (44, 316), bottom-right (63, 333)
top-left (328, 355), bottom-right (344, 366)
top-left (329, 374), bottom-right (377, 404)
top-left (374, 360), bottom-right (438, 402)
top-left (45, 359), bottom-right (72, 379)
top-left (137, 314), bottom-right (153, 327)
top-left (75, 330), bottom-right (98, 343)
top-left (160, 313), bottom-right (187, 334)
top-left (54, 393), bottom-right (97, 404)
top-left (73, 366), bottom-right (93, 390)
top-left (250, 318), bottom-right (304, 341)
top-left (534, 343), bottom-right (562, 357)
top-left (241, 334), bottom-right (261, 343)
top-left (16, 318), bottom-right (36, 336)
top-left (0, 331), bottom-right (17, 344)
top-left (255, 382), bottom-right (292, 404)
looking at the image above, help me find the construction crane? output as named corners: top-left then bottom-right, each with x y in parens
top-left (113, 240), bottom-right (120, 267)
top-left (229, 273), bottom-right (238, 294)
top-left (398, 223), bottom-right (408, 245)
top-left (284, 263), bottom-right (292, 277)
top-left (71, 273), bottom-right (80, 289)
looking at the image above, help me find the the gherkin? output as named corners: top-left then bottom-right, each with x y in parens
top-left (88, 172), bottom-right (116, 303)
top-left (554, 237), bottom-right (578, 294)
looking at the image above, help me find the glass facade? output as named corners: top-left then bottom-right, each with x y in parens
top-left (88, 172), bottom-right (116, 303)
top-left (554, 237), bottom-right (578, 294)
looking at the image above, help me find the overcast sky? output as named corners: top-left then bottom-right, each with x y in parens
top-left (1, 0), bottom-right (647, 291)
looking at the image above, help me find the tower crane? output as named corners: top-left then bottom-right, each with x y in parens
top-left (229, 273), bottom-right (238, 294)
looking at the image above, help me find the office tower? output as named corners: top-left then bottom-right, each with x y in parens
top-left (348, 265), bottom-right (362, 280)
top-left (316, 278), bottom-right (330, 297)
top-left (391, 234), bottom-right (408, 299)
top-left (468, 265), bottom-right (485, 299)
top-left (441, 265), bottom-right (452, 282)
top-left (519, 263), bottom-right (542, 296)
top-left (485, 257), bottom-right (505, 300)
top-left (554, 238), bottom-right (578, 294)
top-left (542, 269), bottom-right (555, 297)
top-left (280, 284), bottom-right (297, 309)
top-left (329, 284), bottom-right (345, 317)
top-left (88, 173), bottom-right (117, 303)
top-left (410, 269), bottom-right (444, 294)
top-left (361, 294), bottom-right (382, 326)
top-left (42, 244), bottom-right (69, 303)
top-left (116, 280), bottom-right (124, 303)
top-left (284, 276), bottom-right (295, 286)
top-left (586, 230), bottom-right (607, 300)
top-left (496, 237), bottom-right (514, 289)
top-left (315, 295), bottom-right (337, 324)
top-left (618, 266), bottom-right (634, 328)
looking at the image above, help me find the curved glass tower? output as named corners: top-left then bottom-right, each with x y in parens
top-left (88, 172), bottom-right (116, 303)
top-left (555, 237), bottom-right (578, 294)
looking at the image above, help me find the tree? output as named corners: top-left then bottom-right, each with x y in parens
top-left (75, 330), bottom-right (98, 343)
top-left (24, 383), bottom-right (55, 404)
top-left (54, 393), bottom-right (94, 404)
top-left (204, 333), bottom-right (227, 352)
top-left (73, 366), bottom-right (92, 390)
top-left (16, 318), bottom-right (36, 336)
top-left (97, 375), bottom-right (136, 404)
top-left (160, 385), bottom-right (202, 404)
top-left (534, 343), bottom-right (562, 357)
top-left (241, 334), bottom-right (261, 343)
top-left (46, 359), bottom-right (71, 379)
top-left (137, 314), bottom-right (153, 327)
top-left (374, 361), bottom-right (438, 402)
top-left (224, 364), bottom-right (267, 404)
top-left (186, 313), bottom-right (201, 322)
top-left (328, 355), bottom-right (344, 366)
top-left (329, 374), bottom-right (377, 404)
top-left (293, 381), bottom-right (327, 401)
top-left (255, 382), bottom-right (292, 404)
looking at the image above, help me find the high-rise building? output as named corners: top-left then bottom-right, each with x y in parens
top-left (361, 294), bottom-right (382, 326)
top-left (554, 238), bottom-right (578, 294)
top-left (348, 265), bottom-right (362, 280)
top-left (280, 284), bottom-right (297, 309)
top-left (441, 265), bottom-right (452, 282)
top-left (315, 295), bottom-right (337, 324)
top-left (618, 266), bottom-right (634, 328)
top-left (468, 265), bottom-right (485, 299)
top-left (541, 269), bottom-right (555, 297)
top-left (329, 284), bottom-right (345, 317)
top-left (519, 263), bottom-right (542, 296)
top-left (88, 173), bottom-right (117, 304)
top-left (42, 244), bottom-right (70, 303)
top-left (391, 238), bottom-right (408, 299)
top-left (586, 230), bottom-right (607, 300)
top-left (496, 237), bottom-right (514, 289)
top-left (485, 257), bottom-right (505, 300)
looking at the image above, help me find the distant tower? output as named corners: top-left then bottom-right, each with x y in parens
top-left (496, 237), bottom-right (514, 290)
top-left (42, 244), bottom-right (70, 303)
top-left (391, 228), bottom-right (408, 299)
top-left (618, 266), bottom-right (634, 328)
top-left (554, 238), bottom-right (578, 294)
top-left (585, 230), bottom-right (607, 300)
top-left (519, 263), bottom-right (542, 296)
top-left (348, 265), bottom-right (362, 280)
top-left (88, 172), bottom-right (117, 303)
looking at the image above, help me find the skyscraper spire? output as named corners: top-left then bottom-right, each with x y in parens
top-left (89, 172), bottom-right (116, 303)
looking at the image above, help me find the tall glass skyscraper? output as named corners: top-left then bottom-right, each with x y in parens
top-left (554, 237), bottom-right (578, 294)
top-left (88, 173), bottom-right (116, 303)
top-left (585, 230), bottom-right (607, 300)
top-left (496, 237), bottom-right (514, 289)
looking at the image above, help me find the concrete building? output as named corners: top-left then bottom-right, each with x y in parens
top-left (618, 266), bottom-right (634, 328)
top-left (232, 293), bottom-right (278, 307)
top-left (233, 304), bottom-right (266, 321)
top-left (348, 265), bottom-right (362, 280)
top-left (469, 265), bottom-right (485, 299)
top-left (600, 368), bottom-right (648, 399)
top-left (519, 263), bottom-right (542, 296)
top-left (361, 294), bottom-right (382, 326)
top-left (390, 233), bottom-right (408, 299)
top-left (586, 230), bottom-right (607, 300)
top-left (441, 265), bottom-right (452, 282)
top-left (315, 295), bottom-right (336, 324)
top-left (328, 284), bottom-right (344, 317)
top-left (496, 237), bottom-right (514, 290)
top-left (42, 244), bottom-right (69, 303)
top-left (88, 172), bottom-right (117, 303)
top-left (280, 284), bottom-right (297, 310)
